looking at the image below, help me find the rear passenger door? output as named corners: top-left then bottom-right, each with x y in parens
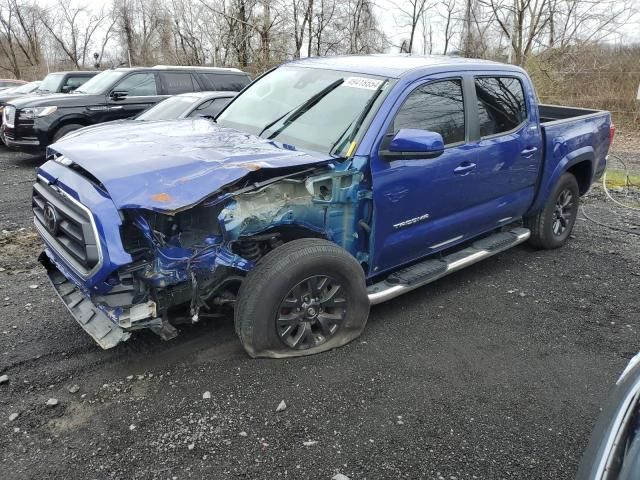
top-left (470, 75), bottom-right (542, 220)
top-left (105, 72), bottom-right (166, 120)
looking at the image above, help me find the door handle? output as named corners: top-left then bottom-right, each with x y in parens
top-left (453, 162), bottom-right (476, 175)
top-left (521, 147), bottom-right (538, 158)
top-left (108, 106), bottom-right (124, 111)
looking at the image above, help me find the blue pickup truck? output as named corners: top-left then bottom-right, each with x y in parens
top-left (33, 55), bottom-right (613, 357)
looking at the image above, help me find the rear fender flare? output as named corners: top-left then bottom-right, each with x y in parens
top-left (527, 146), bottom-right (594, 215)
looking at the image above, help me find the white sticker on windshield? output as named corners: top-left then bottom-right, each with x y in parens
top-left (344, 77), bottom-right (384, 90)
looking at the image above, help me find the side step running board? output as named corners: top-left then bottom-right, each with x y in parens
top-left (367, 227), bottom-right (530, 305)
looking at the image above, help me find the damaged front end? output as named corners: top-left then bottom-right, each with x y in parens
top-left (37, 157), bottom-right (371, 350)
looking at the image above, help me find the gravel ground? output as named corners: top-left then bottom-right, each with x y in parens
top-left (0, 145), bottom-right (639, 480)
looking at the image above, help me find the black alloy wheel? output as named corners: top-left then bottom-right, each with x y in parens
top-left (276, 275), bottom-right (347, 349)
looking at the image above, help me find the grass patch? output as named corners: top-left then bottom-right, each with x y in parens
top-left (604, 169), bottom-right (640, 188)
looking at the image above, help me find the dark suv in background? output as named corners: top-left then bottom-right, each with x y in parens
top-left (37, 71), bottom-right (99, 95)
top-left (1, 66), bottom-right (251, 153)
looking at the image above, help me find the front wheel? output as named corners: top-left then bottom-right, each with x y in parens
top-left (524, 172), bottom-right (580, 249)
top-left (235, 239), bottom-right (370, 358)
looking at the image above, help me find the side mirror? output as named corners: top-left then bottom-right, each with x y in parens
top-left (381, 128), bottom-right (445, 160)
top-left (61, 85), bottom-right (72, 93)
top-left (110, 90), bottom-right (128, 100)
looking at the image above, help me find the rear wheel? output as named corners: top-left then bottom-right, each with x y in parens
top-left (524, 172), bottom-right (580, 249)
top-left (52, 123), bottom-right (84, 143)
top-left (235, 239), bottom-right (370, 358)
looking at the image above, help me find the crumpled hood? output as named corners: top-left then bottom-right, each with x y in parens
top-left (48, 118), bottom-right (333, 212)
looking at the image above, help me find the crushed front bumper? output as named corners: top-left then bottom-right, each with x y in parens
top-left (40, 252), bottom-right (159, 349)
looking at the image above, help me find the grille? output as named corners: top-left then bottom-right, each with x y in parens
top-left (33, 178), bottom-right (100, 274)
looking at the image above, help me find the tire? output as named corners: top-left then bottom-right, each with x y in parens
top-left (235, 238), bottom-right (370, 358)
top-left (524, 172), bottom-right (580, 249)
top-left (52, 123), bottom-right (84, 143)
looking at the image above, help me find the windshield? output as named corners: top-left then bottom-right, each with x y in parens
top-left (74, 70), bottom-right (125, 95)
top-left (11, 81), bottom-right (40, 93)
top-left (136, 96), bottom-right (198, 121)
top-left (216, 66), bottom-right (390, 156)
top-left (38, 73), bottom-right (64, 93)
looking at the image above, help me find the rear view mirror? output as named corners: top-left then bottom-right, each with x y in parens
top-left (381, 128), bottom-right (445, 160)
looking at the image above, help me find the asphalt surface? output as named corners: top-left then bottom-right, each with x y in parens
top-left (0, 145), bottom-right (639, 480)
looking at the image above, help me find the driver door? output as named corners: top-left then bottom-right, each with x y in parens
top-left (370, 77), bottom-right (496, 274)
top-left (105, 72), bottom-right (166, 121)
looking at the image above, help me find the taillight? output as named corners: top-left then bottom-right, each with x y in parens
top-left (609, 123), bottom-right (615, 146)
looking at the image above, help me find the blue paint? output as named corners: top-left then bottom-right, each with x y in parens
top-left (35, 55), bottom-right (611, 330)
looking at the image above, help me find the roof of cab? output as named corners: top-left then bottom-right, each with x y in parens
top-left (50, 71), bottom-right (98, 75)
top-left (111, 66), bottom-right (245, 74)
top-left (286, 54), bottom-right (522, 78)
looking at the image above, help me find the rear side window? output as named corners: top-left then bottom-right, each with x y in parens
top-left (161, 72), bottom-right (198, 94)
top-left (200, 73), bottom-right (250, 91)
top-left (392, 79), bottom-right (465, 146)
top-left (114, 73), bottom-right (158, 96)
top-left (475, 77), bottom-right (527, 137)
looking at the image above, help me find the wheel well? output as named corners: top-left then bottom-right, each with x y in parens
top-left (567, 161), bottom-right (592, 195)
top-left (50, 119), bottom-right (90, 143)
top-left (231, 226), bottom-right (327, 261)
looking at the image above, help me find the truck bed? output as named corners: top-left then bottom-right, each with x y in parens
top-left (539, 104), bottom-right (605, 125)
top-left (529, 104), bottom-right (611, 216)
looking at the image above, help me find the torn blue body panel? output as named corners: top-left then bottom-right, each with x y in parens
top-left (36, 126), bottom-right (370, 342)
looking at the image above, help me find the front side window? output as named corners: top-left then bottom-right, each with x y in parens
top-left (475, 77), bottom-right (527, 137)
top-left (114, 73), bottom-right (158, 96)
top-left (391, 79), bottom-right (465, 146)
top-left (161, 73), bottom-right (197, 95)
top-left (217, 66), bottom-right (391, 156)
top-left (74, 70), bottom-right (126, 95)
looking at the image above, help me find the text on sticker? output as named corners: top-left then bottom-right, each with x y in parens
top-left (344, 77), bottom-right (384, 90)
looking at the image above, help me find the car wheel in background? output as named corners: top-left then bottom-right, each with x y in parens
top-left (52, 123), bottom-right (85, 143)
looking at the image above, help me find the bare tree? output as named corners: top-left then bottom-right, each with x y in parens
top-left (0, 0), bottom-right (43, 77)
top-left (292, 0), bottom-right (312, 58)
top-left (392, 0), bottom-right (429, 53)
top-left (479, 0), bottom-right (550, 65)
top-left (309, 0), bottom-right (337, 56)
top-left (42, 0), bottom-right (112, 68)
top-left (439, 0), bottom-right (458, 54)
